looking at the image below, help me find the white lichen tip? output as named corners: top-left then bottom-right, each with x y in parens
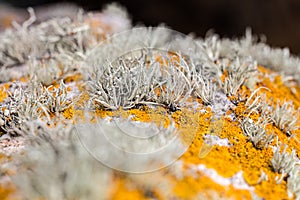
top-left (241, 117), bottom-right (274, 149)
top-left (271, 145), bottom-right (297, 175)
top-left (269, 101), bottom-right (299, 135)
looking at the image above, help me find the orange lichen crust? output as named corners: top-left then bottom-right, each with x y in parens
top-left (173, 171), bottom-right (252, 200)
top-left (0, 83), bottom-right (10, 103)
top-left (257, 66), bottom-right (300, 107)
top-left (110, 178), bottom-right (148, 200)
top-left (0, 183), bottom-right (16, 200)
top-left (0, 154), bottom-right (17, 200)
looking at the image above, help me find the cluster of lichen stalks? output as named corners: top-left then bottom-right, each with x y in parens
top-left (0, 3), bottom-right (300, 200)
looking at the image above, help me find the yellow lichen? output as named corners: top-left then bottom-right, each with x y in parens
top-left (0, 83), bottom-right (10, 103)
top-left (0, 154), bottom-right (16, 200)
top-left (63, 106), bottom-right (74, 119)
top-left (0, 184), bottom-right (16, 200)
top-left (173, 171), bottom-right (252, 200)
top-left (110, 176), bottom-right (148, 200)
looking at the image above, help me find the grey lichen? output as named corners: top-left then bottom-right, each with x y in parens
top-left (268, 100), bottom-right (299, 135)
top-left (241, 117), bottom-right (274, 149)
top-left (0, 4), bottom-right (130, 83)
top-left (271, 145), bottom-right (297, 175)
top-left (0, 80), bottom-right (73, 135)
top-left (287, 164), bottom-right (300, 200)
top-left (44, 80), bottom-right (73, 113)
top-left (12, 119), bottom-right (112, 200)
top-left (220, 57), bottom-right (257, 96)
top-left (88, 48), bottom-right (194, 110)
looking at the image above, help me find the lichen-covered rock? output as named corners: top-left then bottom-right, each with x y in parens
top-left (0, 3), bottom-right (299, 200)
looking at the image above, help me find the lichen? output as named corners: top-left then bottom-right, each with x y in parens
top-left (0, 3), bottom-right (300, 200)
